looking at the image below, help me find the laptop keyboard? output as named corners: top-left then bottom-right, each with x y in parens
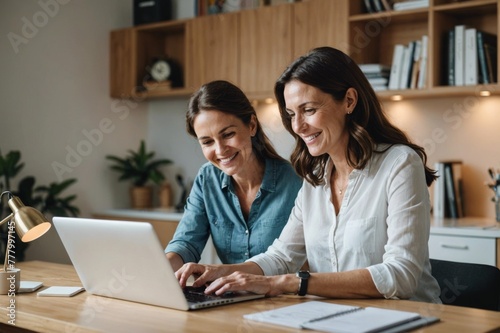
top-left (183, 286), bottom-right (219, 303)
top-left (183, 286), bottom-right (238, 303)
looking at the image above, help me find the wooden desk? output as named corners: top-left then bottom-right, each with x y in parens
top-left (1, 261), bottom-right (499, 333)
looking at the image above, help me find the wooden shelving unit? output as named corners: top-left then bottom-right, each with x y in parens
top-left (110, 0), bottom-right (499, 101)
top-left (109, 0), bottom-right (348, 100)
top-left (348, 0), bottom-right (499, 100)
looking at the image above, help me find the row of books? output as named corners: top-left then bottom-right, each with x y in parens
top-left (359, 63), bottom-right (391, 91)
top-left (446, 25), bottom-right (498, 86)
top-left (364, 0), bottom-right (428, 13)
top-left (388, 35), bottom-right (428, 90)
top-left (196, 0), bottom-right (297, 16)
top-left (433, 161), bottom-right (464, 219)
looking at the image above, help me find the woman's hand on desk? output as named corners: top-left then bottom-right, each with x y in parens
top-left (204, 272), bottom-right (292, 297)
top-left (175, 261), bottom-right (267, 292)
top-left (175, 262), bottom-right (232, 288)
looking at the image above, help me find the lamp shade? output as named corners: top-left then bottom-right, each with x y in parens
top-left (8, 196), bottom-right (51, 242)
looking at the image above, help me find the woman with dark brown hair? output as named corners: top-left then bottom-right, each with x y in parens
top-left (174, 48), bottom-right (441, 304)
top-left (165, 80), bottom-right (302, 271)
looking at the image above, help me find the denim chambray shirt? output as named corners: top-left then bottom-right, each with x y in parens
top-left (165, 158), bottom-right (302, 264)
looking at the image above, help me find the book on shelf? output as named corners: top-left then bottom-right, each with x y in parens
top-left (359, 63), bottom-right (391, 74)
top-left (364, 0), bottom-right (392, 12)
top-left (417, 35), bottom-right (428, 89)
top-left (446, 29), bottom-right (455, 86)
top-left (399, 41), bottom-right (416, 89)
top-left (393, 0), bottom-right (429, 11)
top-left (454, 25), bottom-right (466, 86)
top-left (484, 42), bottom-right (498, 83)
top-left (477, 30), bottom-right (498, 84)
top-left (196, 0), bottom-right (261, 16)
top-left (368, 77), bottom-right (389, 86)
top-left (380, 0), bottom-right (393, 11)
top-left (433, 161), bottom-right (464, 219)
top-left (244, 301), bottom-right (439, 333)
top-left (372, 84), bottom-right (389, 91)
top-left (388, 44), bottom-right (406, 90)
top-left (372, 0), bottom-right (384, 12)
top-left (410, 39), bottom-right (422, 89)
top-left (464, 27), bottom-right (478, 86)
top-left (360, 63), bottom-right (390, 91)
top-left (364, 0), bottom-right (375, 13)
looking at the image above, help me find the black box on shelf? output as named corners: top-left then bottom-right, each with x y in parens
top-left (133, 0), bottom-right (172, 26)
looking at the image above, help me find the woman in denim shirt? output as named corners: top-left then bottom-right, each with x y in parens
top-left (165, 80), bottom-right (302, 271)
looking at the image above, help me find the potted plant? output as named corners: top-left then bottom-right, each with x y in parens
top-left (0, 150), bottom-right (80, 262)
top-left (106, 140), bottom-right (172, 209)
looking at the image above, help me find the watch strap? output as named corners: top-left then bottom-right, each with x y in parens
top-left (296, 271), bottom-right (310, 296)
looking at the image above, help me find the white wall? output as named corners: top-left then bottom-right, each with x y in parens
top-left (0, 0), bottom-right (148, 263)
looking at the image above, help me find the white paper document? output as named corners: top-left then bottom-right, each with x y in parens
top-left (244, 300), bottom-right (439, 333)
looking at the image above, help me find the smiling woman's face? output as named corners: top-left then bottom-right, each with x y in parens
top-left (193, 109), bottom-right (257, 176)
top-left (284, 80), bottom-right (354, 157)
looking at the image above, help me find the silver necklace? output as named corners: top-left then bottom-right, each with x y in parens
top-left (335, 175), bottom-right (348, 195)
top-left (337, 182), bottom-right (347, 195)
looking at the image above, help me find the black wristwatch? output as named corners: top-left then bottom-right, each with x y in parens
top-left (296, 270), bottom-right (310, 296)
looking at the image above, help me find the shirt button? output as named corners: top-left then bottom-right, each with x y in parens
top-left (245, 252), bottom-right (249, 256)
top-left (245, 230), bottom-right (249, 234)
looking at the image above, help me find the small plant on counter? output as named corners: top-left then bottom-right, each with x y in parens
top-left (106, 140), bottom-right (172, 208)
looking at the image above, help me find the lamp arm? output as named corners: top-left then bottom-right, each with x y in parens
top-left (1, 213), bottom-right (14, 272)
top-left (0, 213), bottom-right (14, 227)
top-left (0, 191), bottom-right (14, 227)
top-left (3, 245), bottom-right (9, 272)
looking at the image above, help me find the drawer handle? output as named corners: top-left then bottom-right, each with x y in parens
top-left (440, 243), bottom-right (469, 250)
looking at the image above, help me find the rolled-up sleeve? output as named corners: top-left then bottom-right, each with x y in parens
top-left (367, 149), bottom-right (431, 299)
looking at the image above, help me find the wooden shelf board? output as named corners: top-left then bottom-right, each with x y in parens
top-left (433, 0), bottom-right (497, 15)
top-left (349, 9), bottom-right (428, 24)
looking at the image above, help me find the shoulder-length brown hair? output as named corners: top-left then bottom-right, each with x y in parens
top-left (274, 47), bottom-right (436, 186)
top-left (187, 80), bottom-right (283, 162)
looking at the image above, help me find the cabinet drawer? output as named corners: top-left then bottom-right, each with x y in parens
top-left (428, 234), bottom-right (496, 266)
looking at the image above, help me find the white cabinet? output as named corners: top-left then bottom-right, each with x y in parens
top-left (430, 217), bottom-right (500, 268)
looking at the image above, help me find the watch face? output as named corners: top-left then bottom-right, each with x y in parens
top-left (150, 60), bottom-right (171, 81)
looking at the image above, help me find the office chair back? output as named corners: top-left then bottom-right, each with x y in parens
top-left (430, 259), bottom-right (500, 311)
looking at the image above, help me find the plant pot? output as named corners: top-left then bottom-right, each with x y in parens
top-left (158, 182), bottom-right (172, 208)
top-left (130, 186), bottom-right (153, 209)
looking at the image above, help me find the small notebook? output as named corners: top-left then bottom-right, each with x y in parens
top-left (244, 301), bottom-right (439, 333)
top-left (18, 281), bottom-right (43, 293)
top-left (37, 286), bottom-right (85, 297)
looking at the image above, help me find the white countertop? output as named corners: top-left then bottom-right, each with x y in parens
top-left (95, 208), bottom-right (184, 221)
top-left (431, 217), bottom-right (500, 237)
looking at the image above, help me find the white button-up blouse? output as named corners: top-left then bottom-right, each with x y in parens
top-left (248, 144), bottom-right (442, 303)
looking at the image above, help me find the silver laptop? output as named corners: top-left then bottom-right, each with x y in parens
top-left (52, 216), bottom-right (264, 310)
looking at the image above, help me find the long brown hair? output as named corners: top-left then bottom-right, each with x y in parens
top-left (275, 47), bottom-right (436, 186)
top-left (187, 80), bottom-right (284, 162)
